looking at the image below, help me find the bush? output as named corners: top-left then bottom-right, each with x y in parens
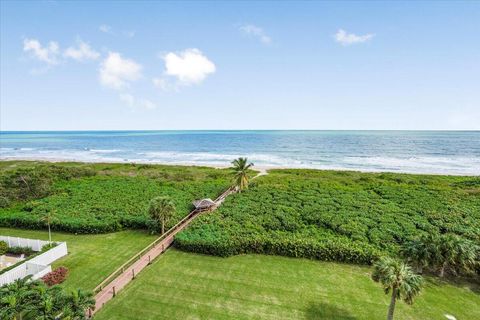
top-left (7, 246), bottom-right (35, 256)
top-left (0, 240), bottom-right (7, 255)
top-left (41, 266), bottom-right (69, 286)
top-left (176, 169), bottom-right (480, 265)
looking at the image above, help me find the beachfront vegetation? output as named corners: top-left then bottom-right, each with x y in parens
top-left (371, 257), bottom-right (423, 320)
top-left (0, 227), bottom-right (156, 291)
top-left (0, 161), bottom-right (231, 233)
top-left (94, 249), bottom-right (480, 320)
top-left (0, 277), bottom-right (95, 320)
top-left (231, 157), bottom-right (254, 191)
top-left (176, 169), bottom-right (480, 265)
top-left (148, 196), bottom-right (176, 234)
top-left (402, 234), bottom-right (479, 277)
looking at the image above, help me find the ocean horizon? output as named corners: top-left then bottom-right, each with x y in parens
top-left (1, 130), bottom-right (479, 176)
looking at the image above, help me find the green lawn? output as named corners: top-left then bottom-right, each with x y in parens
top-left (95, 249), bottom-right (480, 320)
top-left (0, 227), bottom-right (156, 291)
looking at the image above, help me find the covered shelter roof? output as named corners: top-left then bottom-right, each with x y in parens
top-left (193, 198), bottom-right (217, 210)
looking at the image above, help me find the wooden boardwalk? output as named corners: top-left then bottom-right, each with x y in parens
top-left (91, 187), bottom-right (235, 315)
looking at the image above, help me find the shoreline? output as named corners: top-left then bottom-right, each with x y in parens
top-left (1, 156), bottom-right (478, 177)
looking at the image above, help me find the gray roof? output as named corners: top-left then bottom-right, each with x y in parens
top-left (193, 198), bottom-right (216, 209)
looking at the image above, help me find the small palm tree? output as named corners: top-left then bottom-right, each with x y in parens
top-left (0, 277), bottom-right (37, 320)
top-left (401, 234), bottom-right (439, 273)
top-left (148, 196), bottom-right (176, 234)
top-left (437, 234), bottom-right (478, 277)
top-left (231, 157), bottom-right (254, 192)
top-left (64, 288), bottom-right (95, 319)
top-left (372, 257), bottom-right (423, 320)
top-left (41, 210), bottom-right (56, 244)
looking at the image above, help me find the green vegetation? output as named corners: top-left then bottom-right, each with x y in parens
top-left (95, 249), bottom-right (480, 320)
top-left (0, 227), bottom-right (156, 291)
top-left (231, 157), bottom-right (254, 191)
top-left (176, 169), bottom-right (480, 264)
top-left (402, 233), bottom-right (479, 277)
top-left (148, 196), bottom-right (176, 234)
top-left (0, 161), bottom-right (231, 233)
top-left (0, 277), bottom-right (94, 320)
top-left (371, 257), bottom-right (423, 320)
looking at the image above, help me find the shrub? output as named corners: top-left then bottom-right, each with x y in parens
top-left (0, 240), bottom-right (7, 255)
top-left (41, 266), bottom-right (69, 286)
top-left (7, 246), bottom-right (35, 256)
top-left (177, 169), bottom-right (480, 265)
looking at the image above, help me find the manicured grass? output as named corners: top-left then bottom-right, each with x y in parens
top-left (0, 227), bottom-right (156, 291)
top-left (95, 249), bottom-right (480, 320)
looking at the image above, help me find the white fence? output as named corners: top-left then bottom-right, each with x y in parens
top-left (0, 236), bottom-right (50, 251)
top-left (0, 239), bottom-right (68, 286)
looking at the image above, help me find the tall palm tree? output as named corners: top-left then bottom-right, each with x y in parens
top-left (148, 196), bottom-right (176, 234)
top-left (41, 210), bottom-right (56, 244)
top-left (372, 257), bottom-right (423, 320)
top-left (64, 288), bottom-right (95, 319)
top-left (231, 157), bottom-right (254, 192)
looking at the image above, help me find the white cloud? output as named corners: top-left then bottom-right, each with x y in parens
top-left (152, 77), bottom-right (171, 91)
top-left (99, 52), bottom-right (142, 89)
top-left (161, 48), bottom-right (215, 86)
top-left (334, 29), bottom-right (374, 46)
top-left (23, 38), bottom-right (60, 65)
top-left (119, 93), bottom-right (156, 110)
top-left (99, 24), bottom-right (113, 34)
top-left (64, 40), bottom-right (100, 61)
top-left (239, 24), bottom-right (271, 45)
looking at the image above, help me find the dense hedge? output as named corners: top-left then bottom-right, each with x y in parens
top-left (176, 169), bottom-right (480, 264)
top-left (0, 161), bottom-right (231, 233)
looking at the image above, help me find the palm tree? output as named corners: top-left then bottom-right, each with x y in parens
top-left (437, 234), bottom-right (478, 277)
top-left (231, 157), bottom-right (254, 192)
top-left (32, 285), bottom-right (64, 320)
top-left (401, 234), bottom-right (439, 273)
top-left (64, 288), bottom-right (95, 319)
top-left (372, 257), bottom-right (423, 320)
top-left (41, 210), bottom-right (56, 244)
top-left (148, 196), bottom-right (176, 234)
top-left (0, 277), bottom-right (38, 320)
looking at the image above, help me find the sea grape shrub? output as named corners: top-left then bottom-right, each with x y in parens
top-left (0, 241), bottom-right (7, 255)
top-left (42, 266), bottom-right (69, 286)
top-left (0, 162), bottom-right (232, 233)
top-left (176, 169), bottom-right (480, 265)
top-left (0, 163), bottom-right (96, 207)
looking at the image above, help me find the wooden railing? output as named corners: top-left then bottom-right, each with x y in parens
top-left (93, 186), bottom-right (235, 294)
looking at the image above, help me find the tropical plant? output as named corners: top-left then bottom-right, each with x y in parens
top-left (148, 196), bottom-right (176, 234)
top-left (401, 234), bottom-right (439, 273)
top-left (41, 210), bottom-right (56, 244)
top-left (64, 288), bottom-right (95, 319)
top-left (372, 257), bottom-right (423, 320)
top-left (0, 277), bottom-right (38, 320)
top-left (437, 234), bottom-right (478, 277)
top-left (231, 157), bottom-right (253, 192)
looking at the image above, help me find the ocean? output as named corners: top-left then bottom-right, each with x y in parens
top-left (0, 131), bottom-right (479, 175)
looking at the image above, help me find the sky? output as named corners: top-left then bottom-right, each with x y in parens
top-left (1, 1), bottom-right (479, 131)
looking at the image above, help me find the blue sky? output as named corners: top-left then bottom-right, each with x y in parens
top-left (1, 1), bottom-right (479, 130)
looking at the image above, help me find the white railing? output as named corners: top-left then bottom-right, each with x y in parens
top-left (0, 236), bottom-right (50, 251)
top-left (0, 239), bottom-right (68, 286)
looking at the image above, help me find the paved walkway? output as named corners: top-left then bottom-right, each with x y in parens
top-left (91, 187), bottom-right (235, 315)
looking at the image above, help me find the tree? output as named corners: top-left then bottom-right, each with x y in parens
top-left (0, 277), bottom-right (38, 320)
top-left (41, 210), bottom-right (56, 244)
top-left (437, 234), bottom-right (478, 277)
top-left (372, 257), bottom-right (423, 320)
top-left (401, 234), bottom-right (440, 273)
top-left (148, 196), bottom-right (176, 234)
top-left (64, 289), bottom-right (95, 319)
top-left (231, 157), bottom-right (254, 192)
